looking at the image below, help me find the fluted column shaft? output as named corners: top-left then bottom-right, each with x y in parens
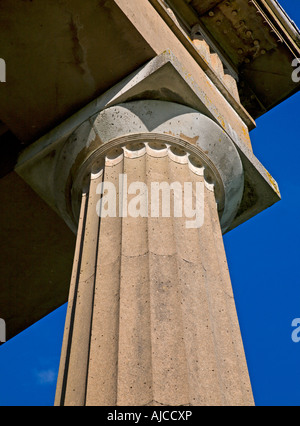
top-left (55, 142), bottom-right (254, 406)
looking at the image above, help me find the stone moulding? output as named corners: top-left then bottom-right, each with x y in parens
top-left (15, 51), bottom-right (281, 234)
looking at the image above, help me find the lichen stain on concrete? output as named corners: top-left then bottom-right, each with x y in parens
top-left (266, 170), bottom-right (281, 197)
top-left (217, 115), bottom-right (226, 129)
top-left (179, 133), bottom-right (199, 145)
top-left (164, 130), bottom-right (175, 137)
top-left (242, 126), bottom-right (252, 148)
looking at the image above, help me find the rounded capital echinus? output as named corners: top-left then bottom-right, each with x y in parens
top-left (55, 100), bottom-right (244, 233)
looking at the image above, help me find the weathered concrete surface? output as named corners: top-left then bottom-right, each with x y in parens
top-left (55, 144), bottom-right (253, 406)
top-left (0, 0), bottom-right (155, 145)
top-left (0, 0), bottom-right (254, 150)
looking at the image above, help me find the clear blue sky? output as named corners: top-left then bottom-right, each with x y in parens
top-left (0, 0), bottom-right (299, 407)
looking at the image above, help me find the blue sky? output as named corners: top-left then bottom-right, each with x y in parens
top-left (0, 0), bottom-right (299, 407)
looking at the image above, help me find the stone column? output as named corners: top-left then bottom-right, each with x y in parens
top-left (54, 100), bottom-right (254, 406)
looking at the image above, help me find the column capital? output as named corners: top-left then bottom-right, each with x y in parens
top-left (15, 53), bottom-right (280, 235)
top-left (54, 100), bottom-right (244, 233)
